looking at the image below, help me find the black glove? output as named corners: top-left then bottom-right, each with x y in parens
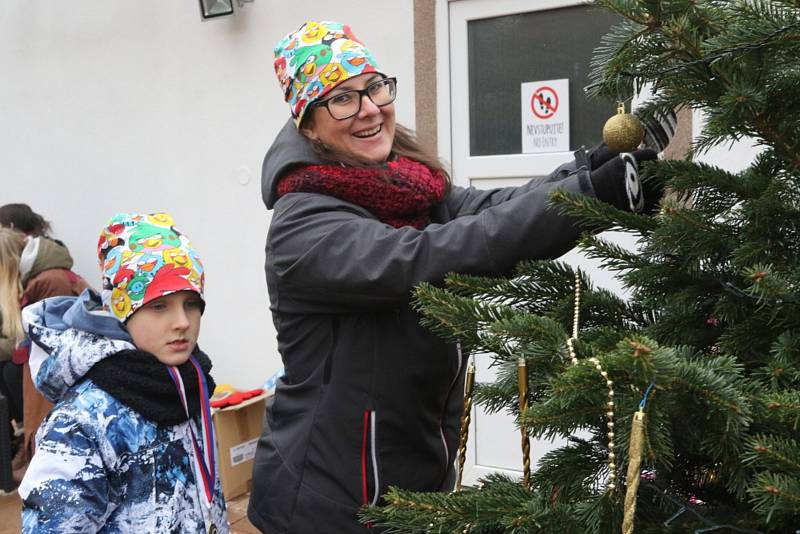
top-left (590, 149), bottom-right (661, 214)
top-left (587, 143), bottom-right (621, 170)
top-left (636, 107), bottom-right (678, 153)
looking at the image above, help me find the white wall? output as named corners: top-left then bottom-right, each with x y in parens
top-left (0, 1), bottom-right (415, 388)
top-left (692, 110), bottom-right (763, 173)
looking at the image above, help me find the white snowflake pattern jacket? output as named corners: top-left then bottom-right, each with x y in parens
top-left (18, 290), bottom-right (229, 533)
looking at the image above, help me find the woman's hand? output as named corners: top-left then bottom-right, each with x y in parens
top-left (589, 148), bottom-right (662, 214)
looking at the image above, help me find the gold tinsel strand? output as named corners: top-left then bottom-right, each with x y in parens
top-left (622, 410), bottom-right (646, 534)
top-left (518, 357), bottom-right (531, 490)
top-left (456, 359), bottom-right (476, 492)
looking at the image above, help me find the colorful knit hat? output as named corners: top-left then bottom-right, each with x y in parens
top-left (97, 213), bottom-right (205, 322)
top-left (274, 20), bottom-right (382, 126)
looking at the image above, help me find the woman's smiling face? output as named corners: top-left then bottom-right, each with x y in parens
top-left (301, 73), bottom-right (396, 165)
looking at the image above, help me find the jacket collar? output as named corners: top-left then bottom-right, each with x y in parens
top-left (261, 118), bottom-right (324, 210)
top-left (20, 236), bottom-right (74, 285)
top-left (22, 289), bottom-right (135, 402)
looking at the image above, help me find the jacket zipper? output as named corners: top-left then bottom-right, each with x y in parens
top-left (438, 342), bottom-right (464, 478)
top-left (361, 410), bottom-right (380, 507)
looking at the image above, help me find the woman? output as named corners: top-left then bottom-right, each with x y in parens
top-left (248, 20), bottom-right (664, 533)
top-left (0, 238), bottom-right (22, 465)
top-left (0, 204), bottom-right (54, 237)
top-left (0, 222), bottom-right (89, 483)
top-left (0, 204), bottom-right (56, 481)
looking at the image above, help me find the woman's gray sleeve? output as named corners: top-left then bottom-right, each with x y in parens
top-left (267, 167), bottom-right (595, 313)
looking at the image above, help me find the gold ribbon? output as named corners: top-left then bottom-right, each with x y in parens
top-left (621, 410), bottom-right (645, 534)
top-left (456, 361), bottom-right (476, 491)
top-left (518, 358), bottom-right (531, 490)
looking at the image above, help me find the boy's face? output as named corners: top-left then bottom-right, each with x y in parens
top-left (125, 291), bottom-right (203, 366)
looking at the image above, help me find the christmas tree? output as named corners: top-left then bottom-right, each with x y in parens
top-left (362, 1), bottom-right (800, 532)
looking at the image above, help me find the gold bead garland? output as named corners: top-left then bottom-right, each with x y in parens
top-left (566, 272), bottom-right (617, 491)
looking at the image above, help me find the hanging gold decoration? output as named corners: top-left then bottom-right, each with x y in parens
top-left (456, 359), bottom-right (476, 491)
top-left (622, 410), bottom-right (646, 534)
top-left (602, 102), bottom-right (644, 152)
top-left (566, 272), bottom-right (617, 491)
top-left (518, 357), bottom-right (531, 490)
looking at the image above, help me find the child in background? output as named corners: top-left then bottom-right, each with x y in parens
top-left (19, 213), bottom-right (228, 533)
top-left (0, 218), bottom-right (89, 483)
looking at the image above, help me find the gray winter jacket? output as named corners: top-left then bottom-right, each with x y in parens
top-left (248, 119), bottom-right (598, 533)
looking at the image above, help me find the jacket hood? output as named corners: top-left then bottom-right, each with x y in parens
top-left (261, 118), bottom-right (324, 209)
top-left (22, 288), bottom-right (134, 403)
top-left (19, 236), bottom-right (74, 285)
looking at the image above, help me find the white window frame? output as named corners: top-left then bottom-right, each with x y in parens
top-left (437, 0), bottom-right (584, 190)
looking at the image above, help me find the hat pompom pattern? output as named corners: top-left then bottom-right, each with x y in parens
top-left (274, 20), bottom-right (381, 126)
top-left (97, 213), bottom-right (204, 322)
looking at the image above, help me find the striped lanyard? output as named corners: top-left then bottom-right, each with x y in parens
top-left (166, 356), bottom-right (217, 513)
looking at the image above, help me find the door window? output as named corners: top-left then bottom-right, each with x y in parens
top-left (468, 5), bottom-right (620, 156)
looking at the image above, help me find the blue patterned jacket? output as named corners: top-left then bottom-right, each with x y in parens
top-left (19, 290), bottom-right (229, 533)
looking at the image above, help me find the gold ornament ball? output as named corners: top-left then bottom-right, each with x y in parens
top-left (602, 106), bottom-right (644, 152)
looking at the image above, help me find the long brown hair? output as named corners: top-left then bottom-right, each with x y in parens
top-left (301, 117), bottom-right (452, 188)
top-left (0, 227), bottom-right (27, 340)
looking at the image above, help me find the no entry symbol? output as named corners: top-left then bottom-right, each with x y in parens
top-left (531, 86), bottom-right (559, 119)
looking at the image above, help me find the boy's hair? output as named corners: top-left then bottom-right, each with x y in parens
top-left (97, 213), bottom-right (204, 322)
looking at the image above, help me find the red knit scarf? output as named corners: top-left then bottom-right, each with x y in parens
top-left (276, 157), bottom-right (446, 229)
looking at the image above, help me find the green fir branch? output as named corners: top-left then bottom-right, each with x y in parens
top-left (531, 440), bottom-right (605, 504)
top-left (412, 282), bottom-right (521, 350)
top-left (657, 159), bottom-right (753, 199)
top-left (670, 356), bottom-right (750, 420)
top-left (361, 477), bottom-right (584, 534)
top-left (747, 471), bottom-right (800, 522)
top-left (763, 390), bottom-right (800, 429)
top-left (578, 234), bottom-right (649, 274)
top-left (548, 189), bottom-right (659, 235)
top-left (744, 434), bottom-right (800, 476)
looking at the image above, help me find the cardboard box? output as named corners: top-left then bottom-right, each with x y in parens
top-left (213, 392), bottom-right (268, 500)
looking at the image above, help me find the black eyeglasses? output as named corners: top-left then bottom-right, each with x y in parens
top-left (312, 77), bottom-right (397, 120)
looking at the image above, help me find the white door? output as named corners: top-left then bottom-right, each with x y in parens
top-left (437, 0), bottom-right (629, 486)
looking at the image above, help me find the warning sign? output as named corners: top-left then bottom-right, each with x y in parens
top-left (521, 79), bottom-right (569, 153)
top-left (531, 86), bottom-right (559, 119)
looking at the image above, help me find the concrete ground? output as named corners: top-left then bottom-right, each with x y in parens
top-left (0, 489), bottom-right (260, 533)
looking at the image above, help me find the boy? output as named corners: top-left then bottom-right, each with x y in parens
top-left (19, 213), bottom-right (228, 533)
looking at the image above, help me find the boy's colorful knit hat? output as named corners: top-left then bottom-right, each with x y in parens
top-left (96, 213), bottom-right (205, 322)
top-left (274, 20), bottom-right (381, 126)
